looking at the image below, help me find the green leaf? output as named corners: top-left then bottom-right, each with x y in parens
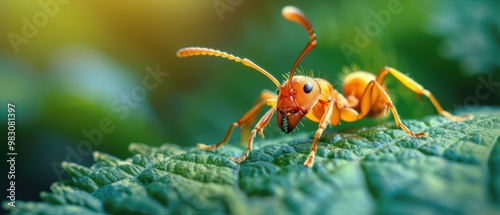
top-left (4, 107), bottom-right (500, 215)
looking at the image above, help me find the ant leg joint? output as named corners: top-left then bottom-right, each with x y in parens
top-left (229, 149), bottom-right (250, 163)
top-left (198, 143), bottom-right (214, 150)
top-left (304, 150), bottom-right (316, 167)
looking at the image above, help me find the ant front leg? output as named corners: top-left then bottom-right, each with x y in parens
top-left (240, 90), bottom-right (278, 143)
top-left (304, 100), bottom-right (340, 167)
top-left (197, 91), bottom-right (276, 162)
top-left (230, 107), bottom-right (275, 163)
top-left (376, 67), bottom-right (473, 121)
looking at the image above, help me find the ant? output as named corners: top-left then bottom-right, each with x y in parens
top-left (176, 6), bottom-right (472, 167)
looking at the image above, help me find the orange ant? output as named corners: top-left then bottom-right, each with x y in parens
top-left (176, 6), bottom-right (472, 167)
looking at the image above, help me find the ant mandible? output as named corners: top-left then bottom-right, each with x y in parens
top-left (176, 6), bottom-right (472, 167)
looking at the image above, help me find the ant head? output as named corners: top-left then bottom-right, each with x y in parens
top-left (276, 76), bottom-right (321, 133)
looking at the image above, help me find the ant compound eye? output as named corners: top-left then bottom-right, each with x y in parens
top-left (303, 82), bottom-right (313, 94)
top-left (275, 88), bottom-right (280, 95)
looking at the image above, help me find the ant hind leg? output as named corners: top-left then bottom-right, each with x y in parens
top-left (376, 67), bottom-right (472, 121)
top-left (359, 81), bottom-right (428, 138)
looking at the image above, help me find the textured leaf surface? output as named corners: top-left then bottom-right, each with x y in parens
top-left (4, 107), bottom-right (500, 215)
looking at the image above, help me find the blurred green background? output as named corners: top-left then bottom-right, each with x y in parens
top-left (1, 0), bottom-right (499, 203)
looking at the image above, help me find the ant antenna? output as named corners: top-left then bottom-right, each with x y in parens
top-left (177, 47), bottom-right (281, 88)
top-left (282, 6), bottom-right (317, 89)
